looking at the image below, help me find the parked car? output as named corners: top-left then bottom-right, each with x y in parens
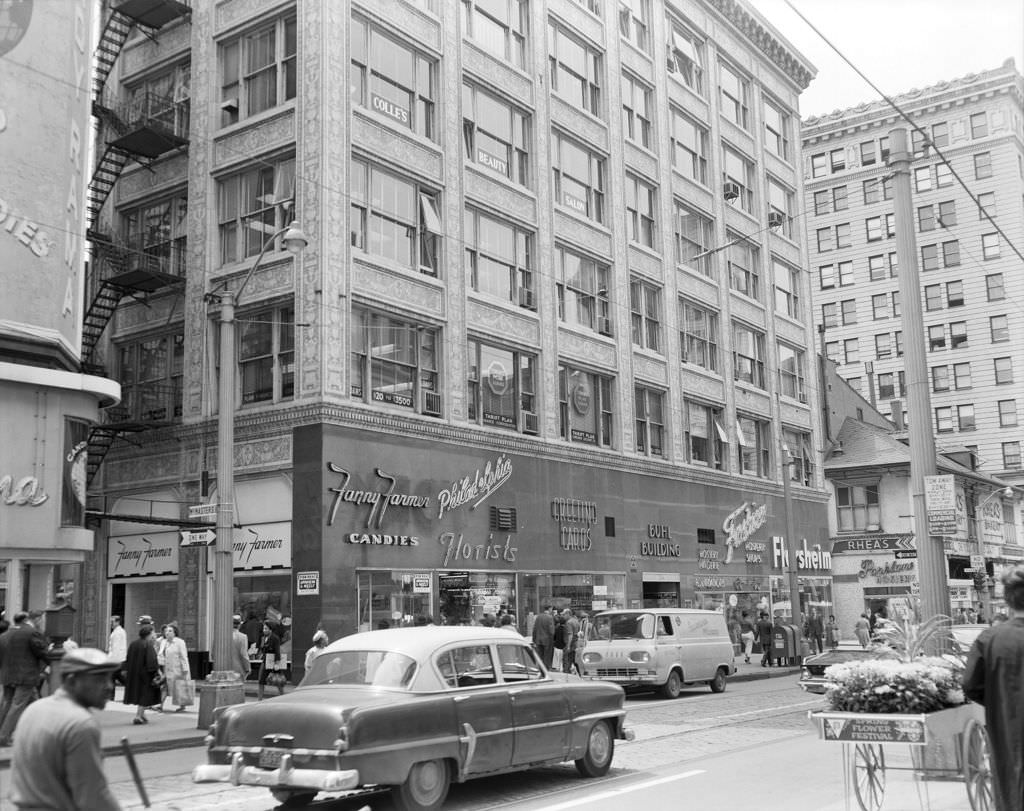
top-left (193, 626), bottom-right (632, 810)
top-left (578, 608), bottom-right (735, 697)
top-left (798, 642), bottom-right (889, 694)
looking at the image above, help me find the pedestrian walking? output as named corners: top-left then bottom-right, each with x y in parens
top-left (0, 609), bottom-right (49, 747)
top-left (562, 609), bottom-right (581, 674)
top-left (963, 565), bottom-right (1024, 811)
top-left (304, 629), bottom-right (329, 672)
top-left (231, 615), bottom-right (252, 680)
top-left (532, 605), bottom-right (555, 670)
top-left (257, 620), bottom-right (285, 700)
top-left (106, 616), bottom-right (127, 671)
top-left (824, 614), bottom-right (840, 649)
top-left (159, 624), bottom-right (192, 712)
top-left (9, 647), bottom-right (122, 811)
top-left (123, 625), bottom-right (161, 725)
top-left (854, 613), bottom-right (872, 648)
top-left (805, 609), bottom-right (825, 654)
top-left (524, 610), bottom-right (537, 639)
top-left (498, 614), bottom-right (520, 633)
top-left (738, 611), bottom-right (755, 663)
top-left (755, 611), bottom-right (775, 667)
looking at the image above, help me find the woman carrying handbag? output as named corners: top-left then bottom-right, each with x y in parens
top-left (257, 620), bottom-right (286, 700)
top-left (160, 623), bottom-right (193, 712)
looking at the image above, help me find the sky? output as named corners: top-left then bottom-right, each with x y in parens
top-left (746, 0), bottom-right (1024, 119)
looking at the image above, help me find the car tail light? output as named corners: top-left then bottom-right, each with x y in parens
top-left (628, 651), bottom-right (651, 664)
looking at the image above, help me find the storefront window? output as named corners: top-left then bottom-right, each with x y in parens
top-left (235, 572), bottom-right (292, 661)
top-left (116, 579), bottom-right (179, 631)
top-left (519, 573), bottom-right (625, 619)
top-left (437, 571), bottom-right (514, 626)
top-left (358, 570), bottom-right (433, 631)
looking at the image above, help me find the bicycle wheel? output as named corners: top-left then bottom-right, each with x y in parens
top-left (853, 743), bottom-right (886, 811)
top-left (963, 719), bottom-right (993, 811)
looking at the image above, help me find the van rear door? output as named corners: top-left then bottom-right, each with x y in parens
top-left (655, 615), bottom-right (681, 679)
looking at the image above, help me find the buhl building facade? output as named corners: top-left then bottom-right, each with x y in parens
top-left (51, 0), bottom-right (838, 671)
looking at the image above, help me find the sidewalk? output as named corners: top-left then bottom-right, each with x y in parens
top-left (0, 663), bottom-right (801, 767)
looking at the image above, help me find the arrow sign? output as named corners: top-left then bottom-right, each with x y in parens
top-left (894, 537), bottom-right (915, 550)
top-left (180, 529), bottom-right (216, 546)
top-left (894, 550), bottom-right (918, 560)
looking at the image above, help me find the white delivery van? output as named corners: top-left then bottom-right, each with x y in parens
top-left (579, 609), bottom-right (736, 698)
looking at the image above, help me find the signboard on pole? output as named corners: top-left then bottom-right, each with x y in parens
top-left (188, 503), bottom-right (218, 522)
top-left (180, 529), bottom-right (215, 546)
top-left (296, 571), bottom-right (320, 596)
top-left (970, 554), bottom-right (986, 572)
top-left (923, 475), bottom-right (957, 536)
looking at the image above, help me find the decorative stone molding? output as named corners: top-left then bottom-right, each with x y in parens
top-left (106, 451), bottom-right (182, 486)
top-left (623, 141), bottom-right (659, 184)
top-left (352, 259), bottom-right (445, 316)
top-left (680, 367), bottom-right (726, 401)
top-left (352, 112), bottom-right (443, 182)
top-left (464, 168), bottom-right (537, 225)
top-left (216, 0), bottom-right (288, 33)
top-left (121, 21), bottom-right (191, 77)
top-left (356, 0), bottom-right (440, 50)
top-left (558, 327), bottom-right (616, 370)
top-left (115, 154), bottom-right (189, 203)
top-left (466, 298), bottom-right (540, 347)
top-left (113, 293), bottom-right (182, 334)
top-left (550, 96), bottom-right (608, 154)
top-left (213, 109), bottom-right (296, 170)
top-left (633, 353), bottom-right (668, 386)
top-left (461, 42), bottom-right (534, 107)
top-left (235, 436), bottom-right (291, 470)
top-left (553, 210), bottom-right (612, 256)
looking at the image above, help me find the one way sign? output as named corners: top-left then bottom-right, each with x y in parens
top-left (180, 529), bottom-right (216, 546)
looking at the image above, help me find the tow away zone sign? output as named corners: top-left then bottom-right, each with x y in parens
top-left (296, 571), bottom-right (320, 596)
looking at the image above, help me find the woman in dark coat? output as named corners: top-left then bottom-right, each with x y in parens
top-left (124, 625), bottom-right (161, 724)
top-left (256, 620), bottom-right (284, 701)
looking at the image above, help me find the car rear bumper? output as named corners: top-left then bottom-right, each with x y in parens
top-left (192, 752), bottom-right (359, 792)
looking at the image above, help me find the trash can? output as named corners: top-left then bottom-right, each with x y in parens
top-left (197, 672), bottom-right (245, 730)
top-left (770, 626), bottom-right (790, 664)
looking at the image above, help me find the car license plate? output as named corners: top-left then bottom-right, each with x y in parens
top-left (259, 748), bottom-right (286, 769)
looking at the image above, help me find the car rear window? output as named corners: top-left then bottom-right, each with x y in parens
top-left (303, 651), bottom-right (417, 688)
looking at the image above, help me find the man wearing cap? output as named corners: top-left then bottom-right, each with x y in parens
top-left (9, 647), bottom-right (122, 810)
top-left (0, 609), bottom-right (49, 747)
top-left (231, 616), bottom-right (252, 683)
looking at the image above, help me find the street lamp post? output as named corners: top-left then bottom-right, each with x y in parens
top-left (973, 486), bottom-right (1013, 621)
top-left (208, 221), bottom-right (307, 676)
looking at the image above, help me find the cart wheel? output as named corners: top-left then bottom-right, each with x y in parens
top-left (852, 743), bottom-right (886, 811)
top-left (963, 719), bottom-right (993, 811)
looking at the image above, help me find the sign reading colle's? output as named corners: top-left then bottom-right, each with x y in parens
top-left (326, 463), bottom-right (429, 529)
top-left (437, 454), bottom-right (513, 518)
top-left (370, 93), bottom-right (409, 125)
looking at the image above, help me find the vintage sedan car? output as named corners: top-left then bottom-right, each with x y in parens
top-left (193, 626), bottom-right (632, 810)
top-left (798, 642), bottom-right (893, 694)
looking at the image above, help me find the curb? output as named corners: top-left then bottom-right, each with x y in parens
top-left (731, 665), bottom-right (801, 683)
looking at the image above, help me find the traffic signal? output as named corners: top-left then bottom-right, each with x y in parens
top-left (972, 571), bottom-right (988, 591)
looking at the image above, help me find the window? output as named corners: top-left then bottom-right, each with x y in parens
top-left (462, 0), bottom-right (527, 67)
top-left (928, 325), bottom-right (946, 350)
top-left (999, 400), bottom-right (1018, 428)
top-left (836, 222), bottom-right (852, 248)
top-left (935, 406), bottom-right (954, 433)
top-left (467, 340), bottom-right (536, 433)
top-left (773, 258), bottom-right (800, 319)
top-left (630, 278), bottom-right (661, 351)
top-left (813, 190), bottom-right (830, 216)
top-left (634, 387), bottom-right (665, 457)
top-left (619, 0), bottom-right (650, 52)
top-left (914, 166), bottom-right (932, 192)
top-left (843, 338), bottom-right (859, 364)
top-left (763, 99), bottom-right (789, 159)
top-left (986, 274), bottom-right (1005, 301)
top-left (833, 185), bottom-right (848, 211)
top-left (942, 240), bottom-right (960, 267)
top-left (995, 357), bottom-right (1014, 384)
top-left (218, 155), bottom-right (295, 265)
top-left (816, 227), bottom-right (833, 253)
top-left (879, 137), bottom-right (890, 163)
top-left (830, 148), bottom-right (846, 172)
top-left (128, 62), bottom-right (190, 139)
top-left (548, 23), bottom-right (601, 115)
top-left (982, 233), bottom-right (1000, 259)
top-left (668, 20), bottom-right (705, 94)
top-left (837, 261), bottom-right (854, 287)
top-left (918, 205), bottom-right (935, 232)
top-left (912, 128), bottom-right (930, 157)
top-left (351, 17), bottom-right (435, 139)
top-left (559, 364), bottom-right (613, 446)
top-left (122, 193), bottom-right (188, 278)
top-left (732, 322), bottom-right (766, 389)
top-left (935, 163), bottom-right (952, 187)
top-left (464, 209), bottom-right (533, 305)
top-left (555, 245), bottom-right (610, 333)
top-left (932, 366), bottom-right (949, 392)
top-left (1003, 442), bottom-right (1021, 470)
top-left (841, 299), bottom-right (857, 325)
top-left (938, 200), bottom-right (956, 227)
top-left (859, 141), bottom-right (876, 166)
top-left (679, 298), bottom-right (719, 371)
top-left (684, 400), bottom-right (726, 469)
top-left (722, 144), bottom-right (753, 212)
top-left (970, 112), bottom-right (988, 139)
top-left (782, 427), bottom-right (813, 486)
top-left (221, 16), bottom-right (296, 126)
top-left (811, 153), bottom-right (827, 178)
top-left (778, 343), bottom-right (805, 401)
top-left (868, 255), bottom-right (886, 281)
top-left (238, 303), bottom-right (294, 405)
top-left (863, 178), bottom-right (880, 204)
top-left (437, 646), bottom-right (495, 688)
top-left (895, 331), bottom-right (904, 357)
top-left (674, 202), bottom-right (714, 276)
top-left (766, 176), bottom-right (794, 238)
top-left (351, 308), bottom-right (439, 414)
top-left (990, 315), bottom-right (1009, 342)
top-left (825, 341), bottom-right (840, 362)
top-left (866, 216), bottom-right (892, 242)
top-left (878, 373), bottom-right (895, 399)
top-left (974, 152), bottom-right (992, 179)
top-left (872, 294), bottom-right (890, 320)
top-left (727, 236), bottom-right (759, 299)
top-left (552, 131), bottom-right (605, 223)
top-left (953, 362), bottom-right (971, 390)
top-left (836, 484), bottom-right (880, 531)
top-left (670, 107), bottom-right (708, 183)
top-left (978, 192), bottom-right (996, 221)
top-left (116, 332), bottom-right (184, 422)
top-left (821, 302), bottom-right (838, 329)
top-left (462, 82), bottom-right (530, 187)
top-left (736, 415), bottom-right (770, 477)
top-left (946, 281), bottom-right (964, 308)
top-left (819, 265), bottom-right (835, 290)
top-left (621, 73), bottom-right (652, 148)
top-left (931, 122), bottom-right (949, 148)
top-left (892, 290), bottom-right (901, 316)
top-left (350, 157), bottom-right (442, 275)
top-left (719, 62), bottom-right (749, 129)
top-left (958, 404), bottom-right (976, 431)
top-left (625, 173), bottom-right (656, 246)
top-left (921, 244), bottom-right (939, 271)
top-left (924, 284), bottom-right (943, 311)
top-left (875, 333), bottom-right (892, 359)
top-left (950, 321), bottom-right (968, 349)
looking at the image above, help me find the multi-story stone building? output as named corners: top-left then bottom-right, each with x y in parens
top-left (803, 60), bottom-right (1024, 486)
top-left (77, 0), bottom-right (830, 670)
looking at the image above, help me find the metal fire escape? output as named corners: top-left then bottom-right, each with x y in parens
top-left (85, 0), bottom-right (191, 484)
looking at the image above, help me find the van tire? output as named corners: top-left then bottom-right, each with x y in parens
top-left (660, 670), bottom-right (682, 699)
top-left (709, 667), bottom-right (727, 693)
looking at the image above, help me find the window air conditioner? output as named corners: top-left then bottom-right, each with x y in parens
top-left (723, 181), bottom-right (741, 202)
top-left (422, 390), bottom-right (442, 417)
top-left (597, 317), bottom-right (613, 336)
top-left (767, 211), bottom-right (786, 229)
top-left (522, 411), bottom-right (539, 435)
top-left (518, 287), bottom-right (536, 310)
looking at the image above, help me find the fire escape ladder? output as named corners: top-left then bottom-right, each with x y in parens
top-left (93, 10), bottom-right (136, 99)
top-left (86, 427), bottom-right (121, 486)
top-left (81, 280), bottom-right (130, 366)
top-left (86, 145), bottom-right (132, 233)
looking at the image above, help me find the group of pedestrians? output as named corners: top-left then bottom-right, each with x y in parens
top-left (0, 609), bottom-right (49, 747)
top-left (530, 605), bottom-right (584, 674)
top-left (109, 614), bottom-right (193, 724)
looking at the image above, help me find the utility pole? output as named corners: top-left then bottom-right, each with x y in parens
top-left (890, 128), bottom-right (950, 623)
